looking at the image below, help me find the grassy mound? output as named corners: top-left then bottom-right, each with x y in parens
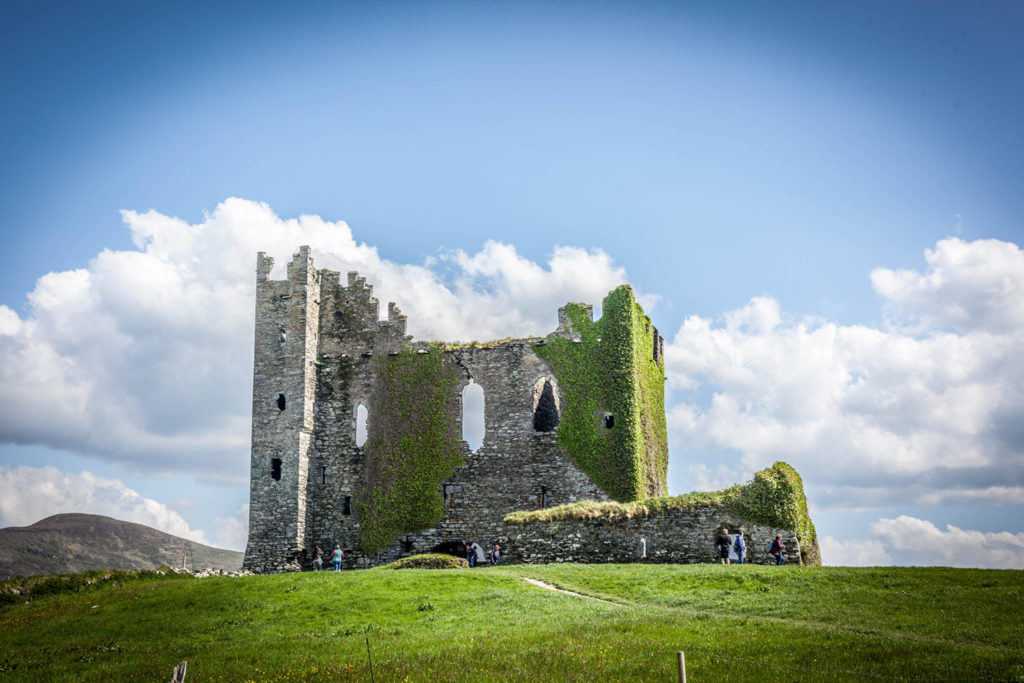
top-left (378, 553), bottom-right (469, 570)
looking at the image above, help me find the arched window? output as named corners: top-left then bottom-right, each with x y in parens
top-left (277, 394), bottom-right (286, 411)
top-left (355, 404), bottom-right (368, 447)
top-left (532, 377), bottom-right (560, 432)
top-left (462, 381), bottom-right (485, 452)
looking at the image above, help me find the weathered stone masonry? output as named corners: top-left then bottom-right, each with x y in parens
top-left (244, 246), bottom-right (817, 572)
top-left (245, 247), bottom-right (669, 572)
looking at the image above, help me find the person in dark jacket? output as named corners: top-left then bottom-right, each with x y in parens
top-left (465, 539), bottom-right (476, 567)
top-left (716, 528), bottom-right (732, 564)
top-left (490, 544), bottom-right (501, 565)
top-left (770, 534), bottom-right (786, 565)
top-left (733, 531), bottom-right (746, 565)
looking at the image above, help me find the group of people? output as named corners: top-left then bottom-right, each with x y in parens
top-left (465, 540), bottom-right (500, 567)
top-left (715, 528), bottom-right (787, 565)
top-left (311, 544), bottom-right (345, 571)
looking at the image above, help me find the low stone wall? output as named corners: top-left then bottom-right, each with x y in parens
top-left (504, 505), bottom-right (805, 565)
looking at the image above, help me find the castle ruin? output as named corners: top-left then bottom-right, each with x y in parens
top-left (243, 246), bottom-right (669, 572)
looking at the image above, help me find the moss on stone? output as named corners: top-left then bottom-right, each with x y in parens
top-left (505, 461), bottom-right (820, 565)
top-left (533, 286), bottom-right (668, 501)
top-left (356, 349), bottom-right (464, 555)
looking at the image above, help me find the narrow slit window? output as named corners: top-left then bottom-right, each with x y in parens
top-left (461, 381), bottom-right (485, 452)
top-left (277, 394), bottom-right (286, 411)
top-left (271, 458), bottom-right (282, 480)
top-left (540, 486), bottom-right (548, 508)
top-left (355, 404), bottom-right (368, 447)
top-left (319, 466), bottom-right (327, 484)
top-left (343, 496), bottom-right (352, 515)
top-left (532, 378), bottom-right (560, 432)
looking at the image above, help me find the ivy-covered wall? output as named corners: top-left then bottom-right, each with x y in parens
top-left (357, 349), bottom-right (464, 555)
top-left (534, 285), bottom-right (668, 501)
top-left (506, 461), bottom-right (820, 565)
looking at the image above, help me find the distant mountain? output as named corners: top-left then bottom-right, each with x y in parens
top-left (0, 513), bottom-right (243, 579)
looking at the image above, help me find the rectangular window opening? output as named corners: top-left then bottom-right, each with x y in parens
top-left (540, 486), bottom-right (548, 508)
top-left (271, 458), bottom-right (282, 481)
top-left (320, 466), bottom-right (327, 484)
top-left (343, 496), bottom-right (352, 515)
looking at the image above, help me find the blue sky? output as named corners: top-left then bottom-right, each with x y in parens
top-left (1, 1), bottom-right (1022, 566)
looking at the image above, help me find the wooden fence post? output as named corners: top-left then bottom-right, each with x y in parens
top-left (677, 651), bottom-right (686, 683)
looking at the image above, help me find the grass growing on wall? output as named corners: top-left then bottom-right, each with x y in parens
top-left (356, 349), bottom-right (463, 555)
top-left (506, 462), bottom-right (819, 564)
top-left (533, 286), bottom-right (668, 501)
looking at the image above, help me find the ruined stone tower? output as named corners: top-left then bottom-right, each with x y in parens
top-left (244, 246), bottom-right (668, 572)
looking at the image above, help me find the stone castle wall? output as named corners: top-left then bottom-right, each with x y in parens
top-left (245, 248), bottom-right (620, 572)
top-left (504, 508), bottom-right (805, 565)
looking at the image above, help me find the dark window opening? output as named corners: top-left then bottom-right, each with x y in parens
top-left (604, 414), bottom-right (614, 429)
top-left (401, 536), bottom-right (414, 552)
top-left (277, 394), bottom-right (286, 411)
top-left (540, 486), bottom-right (548, 508)
top-left (334, 310), bottom-right (345, 322)
top-left (271, 458), bottom-right (282, 480)
top-left (319, 466), bottom-right (327, 484)
top-left (279, 329), bottom-right (287, 343)
top-left (652, 326), bottom-right (660, 362)
top-left (343, 496), bottom-right (352, 515)
top-left (432, 540), bottom-right (466, 558)
top-left (533, 379), bottom-right (559, 432)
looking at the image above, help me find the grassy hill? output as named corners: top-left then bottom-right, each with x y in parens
top-left (1, 563), bottom-right (1021, 681)
top-left (0, 513), bottom-right (242, 579)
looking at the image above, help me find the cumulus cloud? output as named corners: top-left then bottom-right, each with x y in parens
top-left (211, 503), bottom-right (249, 551)
top-left (0, 465), bottom-right (210, 545)
top-left (871, 237), bottom-right (1024, 333)
top-left (823, 515), bottom-right (1024, 569)
top-left (0, 198), bottom-right (636, 477)
top-left (665, 237), bottom-right (1024, 510)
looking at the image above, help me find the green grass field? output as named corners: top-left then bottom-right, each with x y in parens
top-left (1, 563), bottom-right (1022, 681)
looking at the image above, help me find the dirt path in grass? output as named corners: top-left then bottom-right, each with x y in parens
top-left (522, 577), bottom-right (621, 605)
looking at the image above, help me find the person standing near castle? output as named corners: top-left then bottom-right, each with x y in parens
top-left (331, 544), bottom-right (344, 571)
top-left (770, 534), bottom-right (786, 565)
top-left (490, 544), bottom-right (501, 565)
top-left (312, 545), bottom-right (324, 571)
top-left (733, 531), bottom-right (746, 564)
top-left (466, 540), bottom-right (476, 567)
top-left (716, 528), bottom-right (732, 564)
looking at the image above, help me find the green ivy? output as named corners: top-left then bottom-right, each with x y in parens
top-left (533, 286), bottom-right (668, 501)
top-left (356, 349), bottom-right (464, 555)
top-left (506, 461), bottom-right (820, 565)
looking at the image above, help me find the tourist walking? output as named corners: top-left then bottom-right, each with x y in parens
top-left (312, 545), bottom-right (324, 571)
top-left (716, 528), bottom-right (732, 564)
top-left (770, 534), bottom-right (786, 565)
top-left (733, 531), bottom-right (746, 564)
top-left (331, 544), bottom-right (344, 571)
top-left (490, 544), bottom-right (501, 565)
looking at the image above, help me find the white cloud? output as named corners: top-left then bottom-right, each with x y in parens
top-left (665, 237), bottom-right (1024, 509)
top-left (870, 237), bottom-right (1024, 333)
top-left (211, 503), bottom-right (249, 551)
top-left (824, 516), bottom-right (1024, 569)
top-left (0, 198), bottom-right (637, 477)
top-left (0, 464), bottom-right (210, 545)
top-left (820, 534), bottom-right (893, 567)
top-left (870, 515), bottom-right (1024, 568)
